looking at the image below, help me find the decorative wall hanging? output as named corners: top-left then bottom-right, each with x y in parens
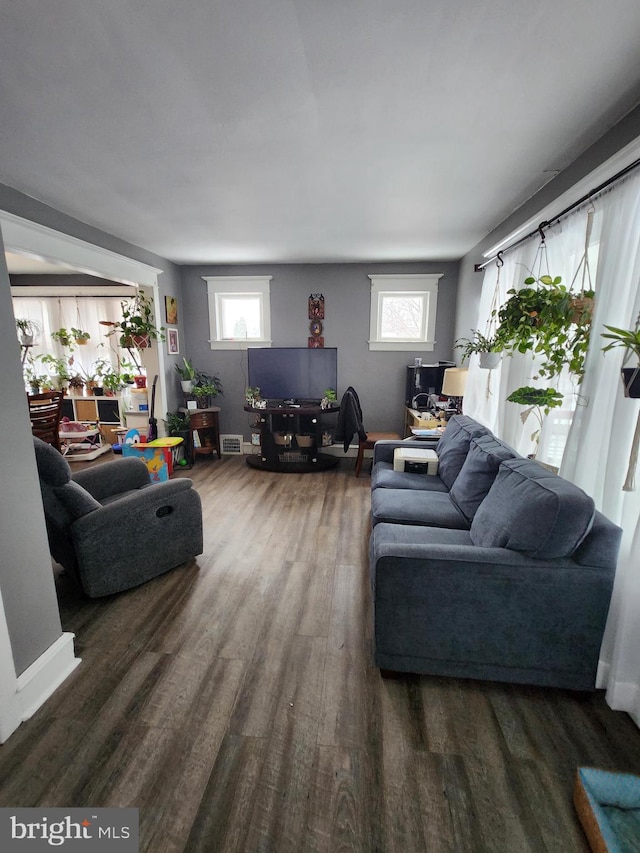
top-left (309, 293), bottom-right (325, 347)
top-left (165, 295), bottom-right (178, 325)
top-left (308, 294), bottom-right (324, 319)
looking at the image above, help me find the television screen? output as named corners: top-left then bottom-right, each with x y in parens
top-left (248, 347), bottom-right (337, 401)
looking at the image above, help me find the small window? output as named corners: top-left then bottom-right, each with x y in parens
top-left (368, 274), bottom-right (442, 351)
top-left (204, 276), bottom-right (272, 350)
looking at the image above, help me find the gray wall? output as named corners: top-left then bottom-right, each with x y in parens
top-left (0, 239), bottom-right (63, 675)
top-left (0, 183), bottom-right (182, 675)
top-left (178, 261), bottom-right (459, 440)
top-left (455, 102), bottom-right (640, 342)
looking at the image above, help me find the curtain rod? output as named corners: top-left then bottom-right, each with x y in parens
top-left (474, 155), bottom-right (640, 271)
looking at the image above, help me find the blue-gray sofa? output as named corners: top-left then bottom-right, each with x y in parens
top-left (369, 416), bottom-right (621, 690)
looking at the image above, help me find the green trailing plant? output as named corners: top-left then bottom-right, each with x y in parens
top-left (71, 327), bottom-right (91, 343)
top-left (109, 292), bottom-right (165, 347)
top-left (39, 354), bottom-right (71, 390)
top-left (51, 327), bottom-right (73, 348)
top-left (495, 275), bottom-right (594, 380)
top-left (506, 385), bottom-right (564, 447)
top-left (455, 330), bottom-right (504, 363)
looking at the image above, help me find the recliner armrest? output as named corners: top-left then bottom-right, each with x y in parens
top-left (72, 457), bottom-right (151, 500)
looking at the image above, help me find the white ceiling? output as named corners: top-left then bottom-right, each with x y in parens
top-left (2, 1), bottom-right (640, 266)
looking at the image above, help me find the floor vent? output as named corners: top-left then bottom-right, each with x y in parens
top-left (220, 434), bottom-right (244, 455)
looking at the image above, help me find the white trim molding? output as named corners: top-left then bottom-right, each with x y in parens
top-left (368, 273), bottom-right (442, 352)
top-left (0, 210), bottom-right (162, 287)
top-left (16, 633), bottom-right (80, 723)
top-left (204, 275), bottom-right (272, 350)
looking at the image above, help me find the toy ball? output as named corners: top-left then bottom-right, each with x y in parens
top-left (178, 458), bottom-right (188, 467)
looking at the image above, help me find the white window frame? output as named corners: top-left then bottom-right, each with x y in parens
top-left (368, 274), bottom-right (442, 351)
top-left (204, 276), bottom-right (272, 350)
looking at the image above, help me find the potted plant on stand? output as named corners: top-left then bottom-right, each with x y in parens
top-left (165, 411), bottom-right (192, 466)
top-left (191, 369), bottom-right (223, 408)
top-left (175, 357), bottom-right (197, 393)
top-left (601, 323), bottom-right (640, 398)
top-left (16, 318), bottom-right (40, 346)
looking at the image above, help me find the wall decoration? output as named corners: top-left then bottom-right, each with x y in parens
top-left (310, 319), bottom-right (323, 337)
top-left (308, 336), bottom-right (324, 348)
top-left (167, 327), bottom-right (180, 354)
top-left (165, 295), bottom-right (178, 325)
top-left (309, 293), bottom-right (324, 319)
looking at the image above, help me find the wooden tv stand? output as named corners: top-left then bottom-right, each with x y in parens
top-left (244, 402), bottom-right (340, 472)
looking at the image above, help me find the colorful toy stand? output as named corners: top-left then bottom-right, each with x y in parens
top-left (122, 443), bottom-right (169, 482)
top-left (147, 436), bottom-right (184, 474)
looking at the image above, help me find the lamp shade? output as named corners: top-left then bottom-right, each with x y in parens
top-left (441, 368), bottom-right (468, 397)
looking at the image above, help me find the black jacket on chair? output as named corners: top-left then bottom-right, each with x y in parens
top-left (334, 387), bottom-right (368, 452)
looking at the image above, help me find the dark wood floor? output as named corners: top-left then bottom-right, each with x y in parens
top-left (2, 453), bottom-right (640, 852)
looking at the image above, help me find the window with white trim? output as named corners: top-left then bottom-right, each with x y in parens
top-left (368, 274), bottom-right (442, 351)
top-left (204, 276), bottom-right (272, 349)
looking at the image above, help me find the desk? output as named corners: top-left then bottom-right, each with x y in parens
top-left (404, 407), bottom-right (442, 437)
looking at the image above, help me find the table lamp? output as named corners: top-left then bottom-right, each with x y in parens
top-left (441, 368), bottom-right (468, 414)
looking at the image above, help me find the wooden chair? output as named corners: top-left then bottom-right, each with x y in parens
top-left (335, 386), bottom-right (401, 476)
top-left (27, 391), bottom-right (64, 452)
top-left (355, 430), bottom-right (403, 477)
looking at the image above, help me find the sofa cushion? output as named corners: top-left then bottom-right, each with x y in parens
top-left (371, 488), bottom-right (469, 529)
top-left (435, 415), bottom-right (490, 489)
top-left (371, 461), bottom-right (450, 492)
top-left (448, 434), bottom-right (517, 522)
top-left (470, 458), bottom-right (595, 558)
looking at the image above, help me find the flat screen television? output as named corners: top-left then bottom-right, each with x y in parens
top-left (248, 347), bottom-right (337, 402)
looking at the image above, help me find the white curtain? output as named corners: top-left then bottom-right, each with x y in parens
top-left (463, 209), bottom-right (600, 466)
top-left (12, 295), bottom-right (131, 383)
top-left (560, 172), bottom-right (640, 725)
top-left (465, 170), bottom-right (640, 725)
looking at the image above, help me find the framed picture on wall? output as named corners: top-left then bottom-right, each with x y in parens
top-left (165, 295), bottom-right (178, 325)
top-left (167, 327), bottom-right (179, 354)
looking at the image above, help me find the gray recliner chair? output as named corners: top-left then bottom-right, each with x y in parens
top-left (33, 437), bottom-right (204, 597)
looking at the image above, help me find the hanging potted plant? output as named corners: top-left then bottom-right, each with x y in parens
top-left (601, 324), bottom-right (640, 398)
top-left (496, 275), bottom-right (593, 380)
top-left (71, 327), bottom-right (91, 345)
top-left (51, 327), bottom-right (74, 348)
top-left (15, 318), bottom-right (40, 346)
top-left (175, 357), bottom-right (197, 393)
top-left (506, 386), bottom-right (564, 455)
top-left (455, 330), bottom-right (504, 370)
top-left (107, 292), bottom-right (165, 350)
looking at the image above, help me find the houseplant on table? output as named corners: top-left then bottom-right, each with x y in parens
top-left (191, 369), bottom-right (223, 408)
top-left (175, 357), bottom-right (197, 393)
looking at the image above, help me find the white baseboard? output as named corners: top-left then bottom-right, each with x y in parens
top-left (15, 632), bottom-right (81, 722)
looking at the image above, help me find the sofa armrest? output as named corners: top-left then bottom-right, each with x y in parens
top-left (72, 457), bottom-right (151, 499)
top-left (70, 479), bottom-right (202, 596)
top-left (373, 439), bottom-right (438, 466)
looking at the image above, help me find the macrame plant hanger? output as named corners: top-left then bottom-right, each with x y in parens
top-left (568, 203), bottom-right (596, 324)
top-left (484, 252), bottom-right (504, 399)
top-left (623, 308), bottom-right (640, 492)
